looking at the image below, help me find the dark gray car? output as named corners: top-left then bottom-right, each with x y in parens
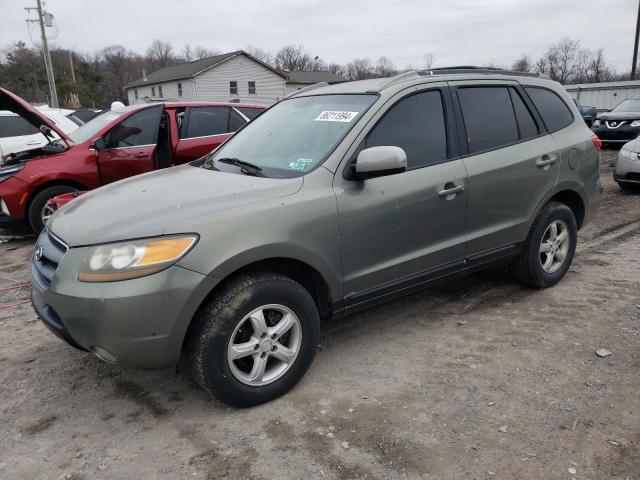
top-left (31, 67), bottom-right (602, 406)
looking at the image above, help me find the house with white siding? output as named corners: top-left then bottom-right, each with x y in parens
top-left (125, 51), bottom-right (345, 106)
top-left (125, 51), bottom-right (288, 105)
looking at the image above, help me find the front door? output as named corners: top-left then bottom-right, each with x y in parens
top-left (334, 87), bottom-right (468, 307)
top-left (97, 106), bottom-right (162, 184)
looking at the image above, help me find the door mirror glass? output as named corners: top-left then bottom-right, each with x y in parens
top-left (352, 146), bottom-right (407, 180)
top-left (92, 137), bottom-right (105, 150)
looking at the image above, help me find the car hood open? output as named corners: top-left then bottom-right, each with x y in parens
top-left (0, 87), bottom-right (73, 145)
top-left (47, 164), bottom-right (303, 246)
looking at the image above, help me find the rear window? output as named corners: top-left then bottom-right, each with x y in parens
top-left (0, 116), bottom-right (40, 138)
top-left (184, 106), bottom-right (229, 138)
top-left (458, 86), bottom-right (519, 153)
top-left (525, 87), bottom-right (573, 132)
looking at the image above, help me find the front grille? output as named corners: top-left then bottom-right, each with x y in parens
top-left (31, 230), bottom-right (68, 291)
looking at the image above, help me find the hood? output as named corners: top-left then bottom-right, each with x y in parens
top-left (47, 164), bottom-right (303, 246)
top-left (596, 111), bottom-right (640, 121)
top-left (621, 137), bottom-right (640, 151)
top-left (0, 87), bottom-right (72, 144)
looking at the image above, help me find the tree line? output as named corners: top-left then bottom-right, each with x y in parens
top-left (0, 37), bottom-right (625, 109)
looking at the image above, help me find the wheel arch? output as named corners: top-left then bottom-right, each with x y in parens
top-left (533, 185), bottom-right (587, 231)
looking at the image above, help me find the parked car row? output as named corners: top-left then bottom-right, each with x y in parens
top-left (0, 87), bottom-right (265, 232)
top-left (28, 68), bottom-right (602, 406)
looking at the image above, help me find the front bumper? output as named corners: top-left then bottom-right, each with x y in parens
top-left (31, 234), bottom-right (219, 368)
top-left (613, 151), bottom-right (640, 184)
top-left (591, 124), bottom-right (640, 143)
top-left (0, 175), bottom-right (30, 232)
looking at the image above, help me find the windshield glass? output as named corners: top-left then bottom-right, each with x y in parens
top-left (612, 99), bottom-right (640, 113)
top-left (67, 110), bottom-right (124, 143)
top-left (206, 94), bottom-right (377, 178)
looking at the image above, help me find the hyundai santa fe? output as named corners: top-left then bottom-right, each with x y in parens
top-left (31, 67), bottom-right (602, 407)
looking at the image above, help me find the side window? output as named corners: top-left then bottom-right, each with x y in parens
top-left (458, 86), bottom-right (519, 153)
top-left (151, 86), bottom-right (156, 97)
top-left (177, 83), bottom-right (183, 97)
top-left (229, 109), bottom-right (246, 132)
top-left (235, 107), bottom-right (262, 120)
top-left (105, 107), bottom-right (161, 148)
top-left (0, 116), bottom-right (40, 138)
top-left (365, 90), bottom-right (447, 169)
top-left (184, 106), bottom-right (229, 138)
top-left (525, 87), bottom-right (574, 132)
top-left (248, 81), bottom-right (256, 95)
top-left (230, 81), bottom-right (238, 95)
top-left (509, 88), bottom-right (539, 140)
top-left (158, 85), bottom-right (163, 98)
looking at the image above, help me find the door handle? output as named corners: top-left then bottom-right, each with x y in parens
top-left (135, 152), bottom-right (149, 158)
top-left (438, 183), bottom-right (465, 197)
top-left (536, 154), bottom-right (557, 168)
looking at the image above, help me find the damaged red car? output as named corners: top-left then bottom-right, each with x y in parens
top-left (0, 87), bottom-right (265, 232)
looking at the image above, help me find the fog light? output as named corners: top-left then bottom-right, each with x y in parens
top-left (91, 346), bottom-right (117, 363)
top-left (0, 198), bottom-right (9, 217)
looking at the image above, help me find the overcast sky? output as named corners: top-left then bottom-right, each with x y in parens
top-left (1, 0), bottom-right (637, 72)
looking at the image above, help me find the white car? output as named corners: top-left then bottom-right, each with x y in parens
top-left (0, 107), bottom-right (83, 158)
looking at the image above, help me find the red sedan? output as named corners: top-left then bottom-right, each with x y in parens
top-left (0, 87), bottom-right (264, 232)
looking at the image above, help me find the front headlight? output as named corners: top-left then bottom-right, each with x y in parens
top-left (592, 119), bottom-right (601, 127)
top-left (631, 120), bottom-right (640, 127)
top-left (77, 235), bottom-right (198, 282)
top-left (0, 164), bottom-right (24, 183)
top-left (618, 149), bottom-right (639, 162)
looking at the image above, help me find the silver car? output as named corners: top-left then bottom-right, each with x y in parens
top-left (614, 138), bottom-right (640, 190)
top-left (31, 67), bottom-right (602, 406)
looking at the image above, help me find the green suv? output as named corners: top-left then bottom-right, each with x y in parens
top-left (31, 67), bottom-right (602, 406)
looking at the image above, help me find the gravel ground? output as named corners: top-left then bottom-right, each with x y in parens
top-left (0, 149), bottom-right (639, 480)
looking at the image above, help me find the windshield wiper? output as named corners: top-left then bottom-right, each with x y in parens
top-left (217, 157), bottom-right (265, 177)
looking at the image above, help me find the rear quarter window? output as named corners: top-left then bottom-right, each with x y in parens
top-left (524, 87), bottom-right (574, 132)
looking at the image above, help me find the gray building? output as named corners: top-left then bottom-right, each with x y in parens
top-left (564, 80), bottom-right (640, 111)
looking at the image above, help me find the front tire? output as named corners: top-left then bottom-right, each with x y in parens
top-left (185, 272), bottom-right (320, 407)
top-left (27, 185), bottom-right (78, 233)
top-left (511, 201), bottom-right (577, 288)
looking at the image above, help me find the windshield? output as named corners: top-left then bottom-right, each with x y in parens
top-left (612, 99), bottom-right (640, 113)
top-left (67, 110), bottom-right (124, 144)
top-left (206, 94), bottom-right (377, 178)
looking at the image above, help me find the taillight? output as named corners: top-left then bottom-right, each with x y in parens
top-left (591, 134), bottom-right (602, 151)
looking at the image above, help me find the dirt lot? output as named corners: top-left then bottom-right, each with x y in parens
top-left (0, 149), bottom-right (639, 480)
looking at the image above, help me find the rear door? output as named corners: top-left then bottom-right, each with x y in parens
top-left (174, 106), bottom-right (247, 164)
top-left (451, 81), bottom-right (560, 256)
top-left (97, 106), bottom-right (162, 184)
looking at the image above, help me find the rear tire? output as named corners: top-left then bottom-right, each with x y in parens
top-left (28, 185), bottom-right (78, 233)
top-left (511, 201), bottom-right (577, 288)
top-left (184, 272), bottom-right (320, 407)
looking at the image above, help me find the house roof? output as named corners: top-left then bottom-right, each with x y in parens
top-left (126, 51), bottom-right (287, 89)
top-left (285, 70), bottom-right (344, 84)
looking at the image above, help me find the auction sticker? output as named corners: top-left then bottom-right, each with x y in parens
top-left (315, 111), bottom-right (359, 122)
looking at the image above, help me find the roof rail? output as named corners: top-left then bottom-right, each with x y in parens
top-left (419, 66), bottom-right (542, 78)
top-left (371, 71), bottom-right (422, 91)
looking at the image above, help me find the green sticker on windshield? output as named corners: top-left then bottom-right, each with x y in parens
top-left (287, 161), bottom-right (310, 171)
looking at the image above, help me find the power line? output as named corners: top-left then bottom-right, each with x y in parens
top-left (632, 0), bottom-right (640, 80)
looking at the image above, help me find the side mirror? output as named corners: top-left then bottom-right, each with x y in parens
top-left (352, 146), bottom-right (407, 180)
top-left (91, 137), bottom-right (106, 150)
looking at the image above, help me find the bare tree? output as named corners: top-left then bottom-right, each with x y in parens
top-left (375, 56), bottom-right (396, 77)
top-left (146, 39), bottom-right (175, 70)
top-left (512, 54), bottom-right (533, 73)
top-left (327, 62), bottom-right (345, 77)
top-left (275, 45), bottom-right (324, 71)
top-left (245, 45), bottom-right (274, 66)
top-left (346, 58), bottom-right (375, 80)
top-left (585, 48), bottom-right (615, 83)
top-left (194, 45), bottom-right (219, 60)
top-left (423, 53), bottom-right (436, 70)
top-left (182, 44), bottom-right (194, 62)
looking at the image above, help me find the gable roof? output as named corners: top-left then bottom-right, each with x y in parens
top-left (285, 70), bottom-right (344, 84)
top-left (126, 51), bottom-right (287, 89)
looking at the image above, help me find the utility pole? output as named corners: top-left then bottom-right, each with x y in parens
top-left (632, 0), bottom-right (640, 80)
top-left (26, 0), bottom-right (58, 107)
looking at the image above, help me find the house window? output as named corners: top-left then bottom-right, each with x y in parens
top-left (151, 86), bottom-right (156, 97)
top-left (158, 85), bottom-right (163, 98)
top-left (248, 81), bottom-right (256, 95)
top-left (134, 89), bottom-right (139, 100)
top-left (229, 81), bottom-right (238, 95)
top-left (177, 82), bottom-right (183, 97)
